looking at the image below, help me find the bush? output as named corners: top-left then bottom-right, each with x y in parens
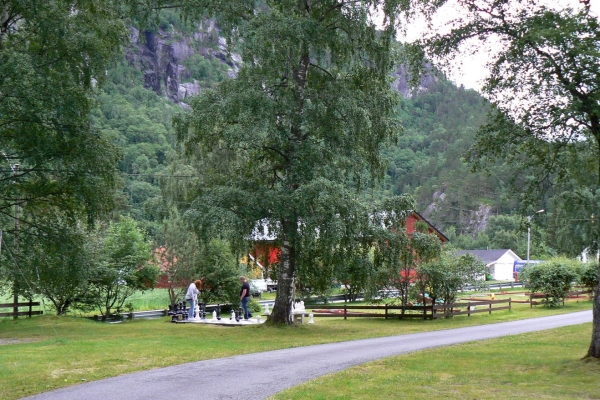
top-left (416, 252), bottom-right (487, 317)
top-left (578, 262), bottom-right (599, 295)
top-left (521, 258), bottom-right (578, 307)
top-left (196, 239), bottom-right (240, 305)
top-left (87, 217), bottom-right (156, 319)
top-left (249, 298), bottom-right (262, 313)
top-left (578, 262), bottom-right (599, 287)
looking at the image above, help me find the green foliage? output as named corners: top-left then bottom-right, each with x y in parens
top-left (547, 187), bottom-right (600, 258)
top-left (0, 1), bottom-right (125, 223)
top-left (174, 1), bottom-right (415, 323)
top-left (424, 0), bottom-right (600, 354)
top-left (14, 217), bottom-right (95, 315)
top-left (87, 217), bottom-right (156, 318)
top-left (90, 58), bottom-right (184, 235)
top-left (196, 239), bottom-right (240, 305)
top-left (424, 0), bottom-right (600, 247)
top-left (249, 298), bottom-right (262, 313)
top-left (382, 79), bottom-right (519, 235)
top-left (578, 263), bottom-right (599, 294)
top-left (373, 231), bottom-right (442, 307)
top-left (156, 209), bottom-right (201, 305)
top-left (446, 214), bottom-right (556, 259)
top-left (416, 252), bottom-right (487, 316)
top-left (521, 258), bottom-right (579, 307)
top-left (182, 54), bottom-right (229, 86)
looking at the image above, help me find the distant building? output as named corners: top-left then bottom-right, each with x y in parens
top-left (455, 249), bottom-right (522, 281)
top-left (249, 211), bottom-right (448, 272)
top-left (579, 248), bottom-right (599, 263)
top-left (405, 211), bottom-right (449, 243)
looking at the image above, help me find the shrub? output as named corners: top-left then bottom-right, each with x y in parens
top-left (249, 298), bottom-right (262, 313)
top-left (578, 262), bottom-right (599, 295)
top-left (416, 252), bottom-right (486, 317)
top-left (521, 258), bottom-right (578, 307)
top-left (87, 217), bottom-right (157, 319)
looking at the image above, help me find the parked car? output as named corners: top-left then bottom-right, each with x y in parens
top-left (250, 279), bottom-right (277, 295)
top-left (266, 279), bottom-right (277, 292)
top-left (249, 279), bottom-right (266, 297)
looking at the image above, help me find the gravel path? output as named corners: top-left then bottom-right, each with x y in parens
top-left (25, 310), bottom-right (592, 400)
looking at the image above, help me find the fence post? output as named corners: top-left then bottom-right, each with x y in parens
top-left (468, 302), bottom-right (471, 317)
top-left (489, 302), bottom-right (492, 315)
top-left (344, 305), bottom-right (347, 320)
top-left (530, 293), bottom-right (533, 308)
top-left (385, 304), bottom-right (388, 320)
top-left (509, 298), bottom-right (512, 311)
top-left (28, 301), bottom-right (32, 318)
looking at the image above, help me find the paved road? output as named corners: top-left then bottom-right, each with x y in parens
top-left (26, 311), bottom-right (592, 400)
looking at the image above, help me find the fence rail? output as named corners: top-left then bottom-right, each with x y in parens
top-left (0, 301), bottom-right (43, 318)
top-left (433, 298), bottom-right (512, 317)
top-left (529, 288), bottom-right (592, 307)
top-left (312, 299), bottom-right (512, 320)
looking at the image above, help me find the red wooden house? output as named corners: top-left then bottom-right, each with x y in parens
top-left (405, 211), bottom-right (449, 243)
top-left (248, 211), bottom-right (448, 273)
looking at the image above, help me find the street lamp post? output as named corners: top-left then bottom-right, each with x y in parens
top-left (527, 209), bottom-right (545, 265)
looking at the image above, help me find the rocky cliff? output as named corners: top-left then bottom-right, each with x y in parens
top-left (125, 22), bottom-right (436, 103)
top-left (393, 64), bottom-right (438, 98)
top-left (126, 20), bottom-right (240, 104)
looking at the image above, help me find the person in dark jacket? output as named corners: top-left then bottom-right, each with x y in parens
top-left (239, 276), bottom-right (253, 319)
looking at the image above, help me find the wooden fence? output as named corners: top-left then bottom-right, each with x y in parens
top-left (0, 301), bottom-right (43, 318)
top-left (312, 299), bottom-right (512, 320)
top-left (530, 288), bottom-right (593, 307)
top-left (433, 298), bottom-right (512, 318)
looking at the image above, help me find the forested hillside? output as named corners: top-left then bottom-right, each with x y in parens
top-left (89, 12), bottom-right (238, 236)
top-left (5, 1), bottom-right (594, 325)
top-left (385, 80), bottom-right (520, 232)
top-left (92, 14), bottom-right (554, 258)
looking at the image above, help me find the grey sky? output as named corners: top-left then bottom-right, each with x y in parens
top-left (400, 0), bottom-right (599, 91)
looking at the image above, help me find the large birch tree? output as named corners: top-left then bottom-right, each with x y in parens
top-left (173, 0), bottom-right (416, 324)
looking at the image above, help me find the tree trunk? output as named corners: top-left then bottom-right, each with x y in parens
top-left (587, 272), bottom-right (600, 357)
top-left (587, 141), bottom-right (600, 357)
top-left (168, 287), bottom-right (176, 306)
top-left (269, 237), bottom-right (296, 325)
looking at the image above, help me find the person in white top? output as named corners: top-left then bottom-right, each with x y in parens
top-left (185, 279), bottom-right (202, 319)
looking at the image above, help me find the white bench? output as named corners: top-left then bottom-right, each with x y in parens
top-left (292, 310), bottom-right (310, 323)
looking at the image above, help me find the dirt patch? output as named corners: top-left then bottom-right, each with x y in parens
top-left (0, 338), bottom-right (37, 346)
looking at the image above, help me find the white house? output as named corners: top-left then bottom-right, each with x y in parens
top-left (579, 247), bottom-right (599, 263)
top-left (455, 249), bottom-right (522, 281)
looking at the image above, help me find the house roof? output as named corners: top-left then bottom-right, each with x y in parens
top-left (410, 211), bottom-right (449, 242)
top-left (250, 211), bottom-right (449, 243)
top-left (455, 249), bottom-right (522, 264)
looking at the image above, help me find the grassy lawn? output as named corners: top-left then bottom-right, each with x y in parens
top-left (273, 323), bottom-right (600, 400)
top-left (0, 290), bottom-right (172, 316)
top-left (0, 300), bottom-right (593, 399)
top-left (127, 289), bottom-right (172, 311)
top-left (0, 284), bottom-right (557, 315)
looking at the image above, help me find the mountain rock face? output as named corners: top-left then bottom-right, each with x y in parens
top-left (393, 64), bottom-right (438, 98)
top-left (422, 184), bottom-right (493, 235)
top-left (126, 22), bottom-right (436, 103)
top-left (126, 21), bottom-right (239, 103)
